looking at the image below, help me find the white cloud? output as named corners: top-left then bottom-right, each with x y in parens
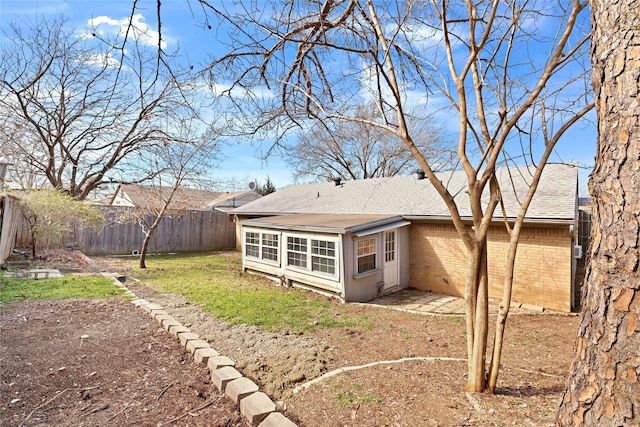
top-left (87, 13), bottom-right (168, 49)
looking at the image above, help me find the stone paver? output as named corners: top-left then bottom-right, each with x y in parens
top-left (212, 366), bottom-right (242, 391)
top-left (240, 392), bottom-right (276, 426)
top-left (178, 332), bottom-right (200, 347)
top-left (258, 412), bottom-right (298, 427)
top-left (168, 324), bottom-right (190, 338)
top-left (208, 355), bottom-right (235, 371)
top-left (364, 289), bottom-right (551, 315)
top-left (194, 347), bottom-right (219, 365)
top-left (4, 269), bottom-right (64, 279)
top-left (140, 303), bottom-right (163, 313)
top-left (161, 318), bottom-right (181, 331)
top-left (185, 339), bottom-right (210, 355)
top-left (150, 309), bottom-right (169, 317)
top-left (226, 377), bottom-right (259, 404)
top-left (155, 314), bottom-right (174, 324)
top-left (403, 303), bottom-right (423, 310)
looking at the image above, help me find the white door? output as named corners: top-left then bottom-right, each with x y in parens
top-left (383, 230), bottom-right (398, 291)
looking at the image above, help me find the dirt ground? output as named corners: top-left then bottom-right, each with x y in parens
top-left (1, 250), bottom-right (580, 426)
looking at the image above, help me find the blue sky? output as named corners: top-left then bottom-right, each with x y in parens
top-left (1, 1), bottom-right (597, 195)
top-left (0, 0), bottom-right (295, 191)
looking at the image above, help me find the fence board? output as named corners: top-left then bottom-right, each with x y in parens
top-left (14, 206), bottom-right (236, 256)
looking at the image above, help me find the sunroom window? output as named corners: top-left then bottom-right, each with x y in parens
top-left (311, 239), bottom-right (336, 274)
top-left (286, 235), bottom-right (338, 277)
top-left (245, 230), bottom-right (279, 264)
top-left (245, 232), bottom-right (260, 258)
top-left (261, 233), bottom-right (279, 261)
top-left (287, 236), bottom-right (308, 268)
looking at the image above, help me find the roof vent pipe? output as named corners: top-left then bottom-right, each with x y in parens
top-left (414, 170), bottom-right (426, 180)
top-left (332, 177), bottom-right (342, 186)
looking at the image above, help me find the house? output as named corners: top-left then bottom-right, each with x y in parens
top-left (232, 163), bottom-right (580, 312)
top-left (109, 184), bottom-right (261, 212)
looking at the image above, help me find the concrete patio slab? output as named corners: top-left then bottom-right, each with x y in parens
top-left (364, 289), bottom-right (549, 315)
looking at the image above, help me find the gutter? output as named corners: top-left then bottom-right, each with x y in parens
top-left (402, 215), bottom-right (576, 226)
top-left (239, 215), bottom-right (405, 235)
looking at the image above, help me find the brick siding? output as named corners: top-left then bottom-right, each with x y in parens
top-left (408, 222), bottom-right (573, 312)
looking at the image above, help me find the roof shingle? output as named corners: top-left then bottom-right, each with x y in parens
top-left (232, 163), bottom-right (577, 221)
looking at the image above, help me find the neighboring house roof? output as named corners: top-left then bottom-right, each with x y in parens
top-left (208, 191), bottom-right (263, 212)
top-left (111, 184), bottom-right (260, 211)
top-left (233, 163), bottom-right (578, 223)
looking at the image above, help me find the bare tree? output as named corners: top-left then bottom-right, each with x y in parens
top-left (132, 116), bottom-right (222, 269)
top-left (0, 14), bottom-right (196, 199)
top-left (287, 103), bottom-right (453, 182)
top-left (556, 0), bottom-right (639, 424)
top-left (191, 0), bottom-right (593, 393)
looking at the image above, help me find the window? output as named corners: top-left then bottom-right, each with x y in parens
top-left (244, 230), bottom-right (279, 264)
top-left (311, 239), bottom-right (336, 274)
top-left (286, 234), bottom-right (338, 277)
top-left (287, 236), bottom-right (307, 268)
top-left (356, 237), bottom-right (377, 274)
top-left (245, 232), bottom-right (260, 258)
top-left (261, 233), bottom-right (279, 261)
top-left (385, 231), bottom-right (395, 262)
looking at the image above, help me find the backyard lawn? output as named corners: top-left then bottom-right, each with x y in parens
top-left (2, 250), bottom-right (580, 426)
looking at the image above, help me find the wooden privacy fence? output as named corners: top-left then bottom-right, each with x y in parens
top-left (15, 206), bottom-right (237, 256)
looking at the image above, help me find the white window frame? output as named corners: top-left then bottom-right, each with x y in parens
top-left (245, 231), bottom-right (260, 259)
top-left (261, 232), bottom-right (280, 263)
top-left (355, 236), bottom-right (378, 275)
top-left (243, 228), bottom-right (280, 266)
top-left (285, 232), bottom-right (339, 279)
top-left (310, 239), bottom-right (337, 275)
top-left (286, 235), bottom-right (308, 269)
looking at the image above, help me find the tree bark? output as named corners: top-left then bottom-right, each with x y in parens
top-left (466, 239), bottom-right (489, 392)
top-left (139, 213), bottom-right (164, 269)
top-left (556, 0), bottom-right (640, 424)
top-left (139, 231), bottom-right (151, 269)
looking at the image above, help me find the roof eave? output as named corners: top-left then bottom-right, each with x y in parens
top-left (233, 211), bottom-right (297, 217)
top-left (239, 214), bottom-right (404, 235)
top-left (403, 215), bottom-right (575, 226)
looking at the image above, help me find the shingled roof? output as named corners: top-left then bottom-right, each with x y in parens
top-left (232, 163), bottom-right (578, 222)
top-left (111, 184), bottom-right (260, 211)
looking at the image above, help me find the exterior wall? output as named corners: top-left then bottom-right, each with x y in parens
top-left (234, 219), bottom-right (243, 250)
top-left (397, 226), bottom-right (411, 291)
top-left (409, 222), bottom-right (574, 312)
top-left (341, 226), bottom-right (410, 302)
top-left (342, 232), bottom-right (384, 302)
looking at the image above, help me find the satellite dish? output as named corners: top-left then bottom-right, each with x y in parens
top-left (249, 181), bottom-right (256, 190)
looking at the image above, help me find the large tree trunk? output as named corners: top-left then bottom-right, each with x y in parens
top-left (556, 0), bottom-right (640, 424)
top-left (466, 239), bottom-right (490, 392)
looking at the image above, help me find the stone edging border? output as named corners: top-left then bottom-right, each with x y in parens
top-left (105, 273), bottom-right (297, 427)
